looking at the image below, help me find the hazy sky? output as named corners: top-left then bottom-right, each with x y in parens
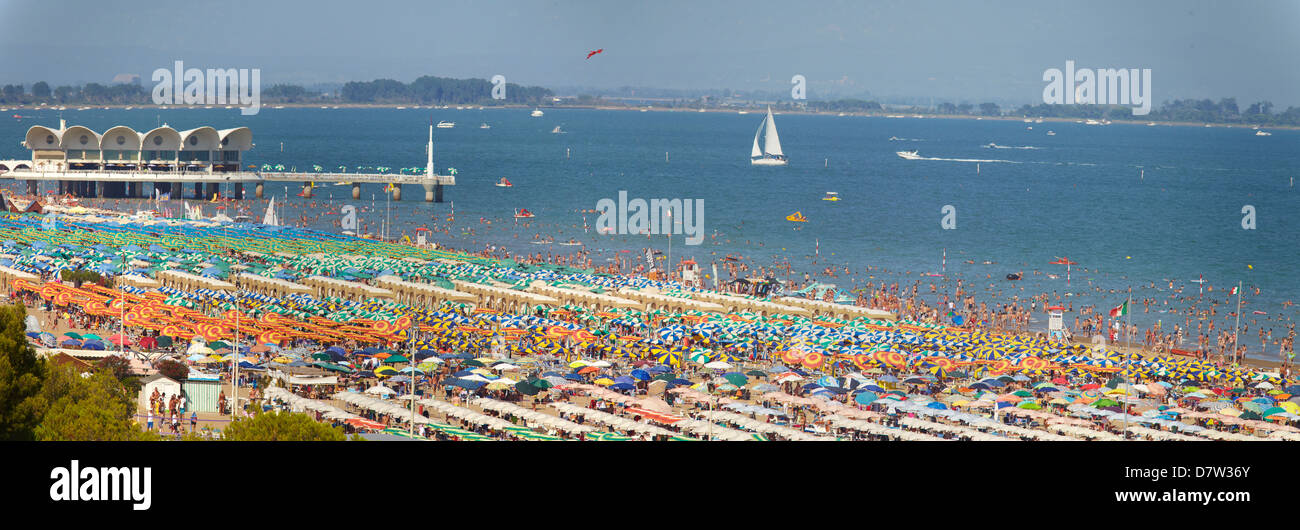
top-left (4, 0), bottom-right (1298, 106)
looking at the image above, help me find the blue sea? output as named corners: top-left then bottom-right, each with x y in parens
top-left (2, 107), bottom-right (1297, 359)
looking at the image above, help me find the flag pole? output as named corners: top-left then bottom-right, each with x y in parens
top-left (1124, 287), bottom-right (1130, 440)
top-left (1233, 280), bottom-right (1242, 366)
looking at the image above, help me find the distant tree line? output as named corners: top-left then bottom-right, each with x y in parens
top-left (339, 76), bottom-right (552, 105)
top-left (0, 76), bottom-right (553, 106)
top-left (1010, 99), bottom-right (1300, 125)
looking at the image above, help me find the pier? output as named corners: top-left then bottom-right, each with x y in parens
top-left (3, 121), bottom-right (455, 202)
top-left (0, 166), bottom-right (455, 202)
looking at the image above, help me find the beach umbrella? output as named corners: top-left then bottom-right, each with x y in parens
top-left (723, 373), bottom-right (748, 387)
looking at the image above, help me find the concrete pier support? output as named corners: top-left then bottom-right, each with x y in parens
top-left (301, 183), bottom-right (313, 198)
top-left (422, 183), bottom-right (434, 202)
top-left (255, 182), bottom-right (264, 199)
top-left (205, 183), bottom-right (219, 199)
top-left (27, 181), bottom-right (38, 195)
top-left (193, 182), bottom-right (203, 199)
top-left (435, 183), bottom-right (444, 203)
top-left (234, 183), bottom-right (244, 200)
top-left (352, 183), bottom-right (360, 200)
top-left (391, 184), bottom-right (401, 201)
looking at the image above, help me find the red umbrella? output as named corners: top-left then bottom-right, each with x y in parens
top-left (138, 336), bottom-right (158, 349)
top-left (109, 333), bottom-right (133, 346)
top-left (1080, 383), bottom-right (1102, 390)
top-left (1051, 377), bottom-right (1069, 385)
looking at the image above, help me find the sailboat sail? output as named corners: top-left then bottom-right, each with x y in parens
top-left (263, 197), bottom-right (279, 226)
top-left (751, 122), bottom-right (764, 158)
top-left (763, 107), bottom-right (783, 156)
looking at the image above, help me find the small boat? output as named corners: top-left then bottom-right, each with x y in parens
top-left (1006, 273), bottom-right (1022, 281)
top-left (1255, 130), bottom-right (1271, 136)
top-left (785, 211), bottom-right (807, 223)
top-left (495, 178), bottom-right (513, 188)
top-left (1046, 131), bottom-right (1056, 136)
top-left (821, 192), bottom-right (840, 201)
top-left (558, 239), bottom-right (583, 246)
top-left (896, 150), bottom-right (922, 160)
top-left (480, 123), bottom-right (490, 129)
top-left (737, 110), bottom-right (749, 115)
top-left (551, 126), bottom-right (565, 134)
top-left (922, 273), bottom-right (944, 277)
top-left (530, 109), bottom-right (544, 117)
top-left (436, 121), bottom-right (455, 128)
top-left (514, 208), bottom-right (535, 219)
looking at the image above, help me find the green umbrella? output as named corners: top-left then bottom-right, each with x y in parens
top-left (723, 373), bottom-right (748, 387)
top-left (515, 381), bottom-right (540, 395)
top-left (1012, 390), bottom-right (1033, 398)
top-left (209, 340), bottom-right (230, 350)
top-left (1018, 401), bottom-right (1042, 410)
top-left (383, 354), bottom-right (409, 364)
top-left (1093, 398), bottom-right (1121, 408)
top-left (529, 378), bottom-right (552, 389)
top-left (463, 360), bottom-right (485, 367)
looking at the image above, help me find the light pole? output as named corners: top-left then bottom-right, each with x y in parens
top-left (409, 316), bottom-right (418, 437)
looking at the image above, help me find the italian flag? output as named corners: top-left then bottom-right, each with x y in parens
top-left (1229, 286), bottom-right (1239, 296)
top-left (1110, 301), bottom-right (1128, 317)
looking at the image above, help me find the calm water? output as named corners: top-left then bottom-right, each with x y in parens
top-left (3, 108), bottom-right (1298, 357)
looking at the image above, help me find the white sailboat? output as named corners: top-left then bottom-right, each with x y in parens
top-left (750, 106), bottom-right (787, 166)
top-left (262, 196), bottom-right (280, 226)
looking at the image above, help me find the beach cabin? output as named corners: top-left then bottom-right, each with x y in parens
top-left (1046, 305), bottom-right (1065, 341)
top-left (181, 371), bottom-right (222, 413)
top-left (680, 259), bottom-right (699, 287)
top-left (137, 374), bottom-right (182, 413)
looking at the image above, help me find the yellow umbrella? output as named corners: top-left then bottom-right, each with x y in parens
top-left (486, 382), bottom-right (511, 391)
top-left (569, 360), bottom-right (588, 368)
top-left (1280, 402), bottom-right (1300, 415)
top-left (1049, 397), bottom-right (1071, 405)
top-left (1104, 388), bottom-right (1130, 395)
top-left (1219, 407), bottom-right (1241, 417)
top-left (593, 378), bottom-right (615, 386)
top-left (470, 368), bottom-right (494, 376)
top-left (951, 400), bottom-right (970, 407)
top-left (272, 356), bottom-right (293, 364)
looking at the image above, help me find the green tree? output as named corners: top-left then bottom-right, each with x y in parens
top-left (31, 81), bottom-right (51, 100)
top-left (223, 410), bottom-right (347, 441)
top-left (155, 359), bottom-right (188, 381)
top-left (0, 304), bottom-right (47, 440)
top-left (35, 365), bottom-right (157, 441)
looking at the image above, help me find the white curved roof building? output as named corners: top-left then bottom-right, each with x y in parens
top-left (18, 120), bottom-right (252, 172)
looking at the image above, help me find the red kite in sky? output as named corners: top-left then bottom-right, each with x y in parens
top-left (586, 49), bottom-right (603, 59)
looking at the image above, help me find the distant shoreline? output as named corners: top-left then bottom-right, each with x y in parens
top-left (7, 103), bottom-right (1296, 131)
